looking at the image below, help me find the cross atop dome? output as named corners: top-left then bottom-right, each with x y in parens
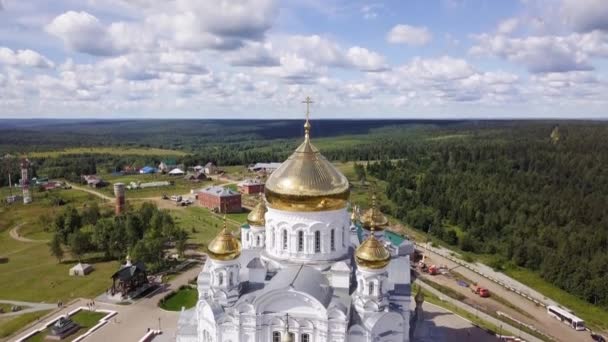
top-left (302, 96), bottom-right (313, 138)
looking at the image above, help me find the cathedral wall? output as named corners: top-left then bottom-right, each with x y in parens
top-left (264, 207), bottom-right (351, 264)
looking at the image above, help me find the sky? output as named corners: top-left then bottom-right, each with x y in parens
top-left (0, 0), bottom-right (607, 119)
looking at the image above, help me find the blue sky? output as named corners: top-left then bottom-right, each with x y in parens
top-left (0, 0), bottom-right (607, 119)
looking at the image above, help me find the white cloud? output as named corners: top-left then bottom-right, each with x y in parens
top-left (561, 0), bottom-right (608, 33)
top-left (470, 33), bottom-right (599, 73)
top-left (0, 47), bottom-right (54, 68)
top-left (386, 24), bottom-right (432, 46)
top-left (346, 47), bottom-right (388, 72)
top-left (497, 18), bottom-right (519, 34)
top-left (46, 11), bottom-right (129, 56)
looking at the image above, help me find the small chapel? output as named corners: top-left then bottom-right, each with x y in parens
top-left (177, 98), bottom-right (413, 342)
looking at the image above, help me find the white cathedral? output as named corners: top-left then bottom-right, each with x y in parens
top-left (177, 99), bottom-right (413, 342)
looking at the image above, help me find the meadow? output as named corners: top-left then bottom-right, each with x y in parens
top-left (28, 147), bottom-right (186, 158)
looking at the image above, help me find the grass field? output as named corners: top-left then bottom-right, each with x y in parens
top-left (29, 147), bottom-right (187, 158)
top-left (159, 287), bottom-right (198, 311)
top-left (94, 172), bottom-right (215, 199)
top-left (0, 310), bottom-right (51, 339)
top-left (171, 206), bottom-right (244, 251)
top-left (0, 189), bottom-right (119, 305)
top-left (22, 310), bottom-right (105, 342)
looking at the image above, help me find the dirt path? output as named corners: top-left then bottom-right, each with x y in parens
top-left (67, 183), bottom-right (113, 201)
top-left (8, 223), bottom-right (48, 243)
top-left (0, 300), bottom-right (56, 318)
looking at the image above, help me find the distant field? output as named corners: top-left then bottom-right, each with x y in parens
top-left (29, 147), bottom-right (187, 157)
top-left (96, 172), bottom-right (218, 199)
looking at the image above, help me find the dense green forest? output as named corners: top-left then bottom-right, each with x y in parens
top-left (2, 119), bottom-right (608, 309)
top-left (367, 123), bottom-right (608, 309)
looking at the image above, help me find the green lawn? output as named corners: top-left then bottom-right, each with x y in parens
top-left (171, 207), bottom-right (235, 250)
top-left (0, 190), bottom-right (119, 304)
top-left (29, 147), bottom-right (186, 158)
top-left (21, 310), bottom-right (105, 342)
top-left (159, 287), bottom-right (198, 311)
top-left (95, 173), bottom-right (215, 199)
top-left (0, 310), bottom-right (51, 339)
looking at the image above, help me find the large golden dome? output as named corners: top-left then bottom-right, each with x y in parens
top-left (355, 232), bottom-right (390, 269)
top-left (247, 195), bottom-right (267, 226)
top-left (264, 99), bottom-right (350, 212)
top-left (207, 217), bottom-right (241, 261)
top-left (360, 194), bottom-right (388, 230)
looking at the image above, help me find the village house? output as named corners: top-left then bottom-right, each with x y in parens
top-left (237, 178), bottom-right (265, 194)
top-left (82, 175), bottom-right (104, 188)
top-left (158, 159), bottom-right (178, 173)
top-left (247, 162), bottom-right (282, 174)
top-left (197, 185), bottom-right (241, 213)
top-left (203, 162), bottom-right (219, 175)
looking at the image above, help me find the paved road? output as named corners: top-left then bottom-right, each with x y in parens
top-left (412, 301), bottom-right (499, 342)
top-left (419, 246), bottom-right (587, 342)
top-left (0, 300), bottom-right (56, 318)
top-left (416, 280), bottom-right (542, 342)
top-left (421, 242), bottom-right (558, 307)
top-left (12, 263), bottom-right (202, 342)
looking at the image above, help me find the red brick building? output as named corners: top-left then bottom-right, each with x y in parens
top-left (237, 179), bottom-right (265, 194)
top-left (198, 186), bottom-right (242, 213)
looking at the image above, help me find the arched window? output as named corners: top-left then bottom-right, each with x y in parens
top-left (342, 226), bottom-right (346, 247)
top-left (229, 272), bottom-right (233, 287)
top-left (256, 235), bottom-right (261, 246)
top-left (218, 273), bottom-right (223, 286)
top-left (330, 229), bottom-right (335, 251)
top-left (270, 229), bottom-right (275, 248)
top-left (369, 281), bottom-right (374, 296)
top-left (272, 331), bottom-right (281, 342)
top-left (315, 231), bottom-right (321, 252)
top-left (282, 229), bottom-right (288, 250)
top-left (246, 233), bottom-right (249, 241)
top-left (359, 279), bottom-right (363, 292)
top-left (298, 231), bottom-right (304, 252)
top-left (301, 333), bottom-right (310, 342)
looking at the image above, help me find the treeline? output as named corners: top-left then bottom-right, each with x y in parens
top-left (49, 202), bottom-right (188, 272)
top-left (367, 123), bottom-right (608, 308)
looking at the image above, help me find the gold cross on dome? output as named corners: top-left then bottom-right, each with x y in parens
top-left (302, 96), bottom-right (313, 121)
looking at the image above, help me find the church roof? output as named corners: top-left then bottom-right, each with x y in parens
top-left (264, 100), bottom-right (350, 212)
top-left (111, 261), bottom-right (146, 281)
top-left (264, 265), bottom-right (332, 307)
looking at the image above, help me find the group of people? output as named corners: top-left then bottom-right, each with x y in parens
top-left (86, 300), bottom-right (96, 311)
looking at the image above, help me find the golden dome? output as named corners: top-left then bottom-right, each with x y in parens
top-left (247, 195), bottom-right (267, 226)
top-left (350, 204), bottom-right (360, 222)
top-left (355, 230), bottom-right (390, 269)
top-left (264, 100), bottom-right (350, 212)
top-left (207, 216), bottom-right (241, 261)
top-left (361, 194), bottom-right (388, 230)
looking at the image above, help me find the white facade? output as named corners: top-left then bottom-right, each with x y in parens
top-left (177, 204), bottom-right (412, 342)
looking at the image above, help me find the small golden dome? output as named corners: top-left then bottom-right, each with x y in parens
top-left (355, 231), bottom-right (390, 269)
top-left (264, 100), bottom-right (350, 212)
top-left (207, 217), bottom-right (241, 261)
top-left (350, 204), bottom-right (360, 222)
top-left (247, 195), bottom-right (267, 226)
top-left (361, 194), bottom-right (388, 230)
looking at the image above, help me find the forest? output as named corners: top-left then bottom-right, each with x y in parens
top-left (2, 119), bottom-right (608, 309)
top-left (366, 123), bottom-right (608, 309)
